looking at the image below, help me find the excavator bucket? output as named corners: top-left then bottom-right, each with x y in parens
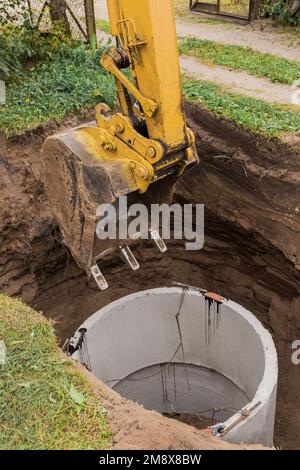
top-left (42, 0), bottom-right (199, 289)
top-left (42, 119), bottom-right (184, 287)
top-left (42, 121), bottom-right (139, 274)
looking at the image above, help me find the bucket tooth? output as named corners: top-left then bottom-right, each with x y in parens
top-left (150, 228), bottom-right (167, 253)
top-left (120, 246), bottom-right (140, 271)
top-left (91, 264), bottom-right (109, 291)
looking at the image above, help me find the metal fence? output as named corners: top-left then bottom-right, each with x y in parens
top-left (189, 0), bottom-right (260, 24)
top-left (1, 0), bottom-right (96, 42)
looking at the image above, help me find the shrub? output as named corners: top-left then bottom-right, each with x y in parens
top-left (262, 0), bottom-right (300, 26)
top-left (0, 41), bottom-right (116, 136)
top-left (0, 25), bottom-right (79, 80)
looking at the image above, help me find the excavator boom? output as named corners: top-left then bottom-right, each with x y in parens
top-left (107, 0), bottom-right (189, 148)
top-left (42, 0), bottom-right (198, 288)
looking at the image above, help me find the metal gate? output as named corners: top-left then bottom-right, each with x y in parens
top-left (189, 0), bottom-right (259, 24)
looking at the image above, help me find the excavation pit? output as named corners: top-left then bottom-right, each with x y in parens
top-left (71, 287), bottom-right (278, 447)
top-left (3, 102), bottom-right (298, 448)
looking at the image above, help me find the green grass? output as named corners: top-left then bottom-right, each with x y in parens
top-left (0, 45), bottom-right (116, 137)
top-left (0, 294), bottom-right (111, 450)
top-left (1, 29), bottom-right (300, 139)
top-left (179, 37), bottom-right (300, 85)
top-left (96, 19), bottom-right (111, 34)
top-left (183, 76), bottom-right (300, 136)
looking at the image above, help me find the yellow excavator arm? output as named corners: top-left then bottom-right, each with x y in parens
top-left (101, 0), bottom-right (197, 187)
top-left (93, 0), bottom-right (198, 193)
top-left (42, 0), bottom-right (198, 287)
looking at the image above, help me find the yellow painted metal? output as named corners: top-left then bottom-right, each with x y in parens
top-left (98, 0), bottom-right (198, 193)
top-left (48, 1), bottom-right (198, 197)
top-left (101, 54), bottom-right (158, 118)
top-left (74, 125), bottom-right (155, 194)
top-left (107, 0), bottom-right (121, 36)
top-left (114, 0), bottom-right (187, 149)
top-left (96, 0), bottom-right (199, 194)
top-left (42, 0), bottom-right (199, 275)
top-left (95, 106), bottom-right (164, 164)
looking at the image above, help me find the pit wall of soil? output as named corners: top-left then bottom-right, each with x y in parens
top-left (0, 104), bottom-right (300, 449)
top-left (183, 103), bottom-right (300, 269)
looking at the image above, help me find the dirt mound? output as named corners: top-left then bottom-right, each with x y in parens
top-left (0, 105), bottom-right (299, 449)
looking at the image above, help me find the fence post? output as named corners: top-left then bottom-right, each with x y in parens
top-left (84, 0), bottom-right (97, 45)
top-left (27, 0), bottom-right (34, 26)
top-left (249, 0), bottom-right (260, 22)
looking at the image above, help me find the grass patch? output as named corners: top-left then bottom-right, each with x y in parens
top-left (0, 294), bottom-right (111, 450)
top-left (96, 19), bottom-right (111, 34)
top-left (262, 0), bottom-right (300, 27)
top-left (183, 76), bottom-right (300, 136)
top-left (2, 24), bottom-right (300, 139)
top-left (179, 37), bottom-right (300, 85)
top-left (0, 45), bottom-right (116, 137)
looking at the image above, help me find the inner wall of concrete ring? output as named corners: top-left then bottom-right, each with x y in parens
top-left (73, 287), bottom-right (278, 447)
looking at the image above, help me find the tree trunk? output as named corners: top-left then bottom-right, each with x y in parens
top-left (49, 0), bottom-right (71, 35)
top-left (291, 0), bottom-right (300, 15)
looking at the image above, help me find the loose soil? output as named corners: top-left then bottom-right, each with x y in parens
top-left (164, 413), bottom-right (217, 431)
top-left (1, 103), bottom-right (300, 449)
